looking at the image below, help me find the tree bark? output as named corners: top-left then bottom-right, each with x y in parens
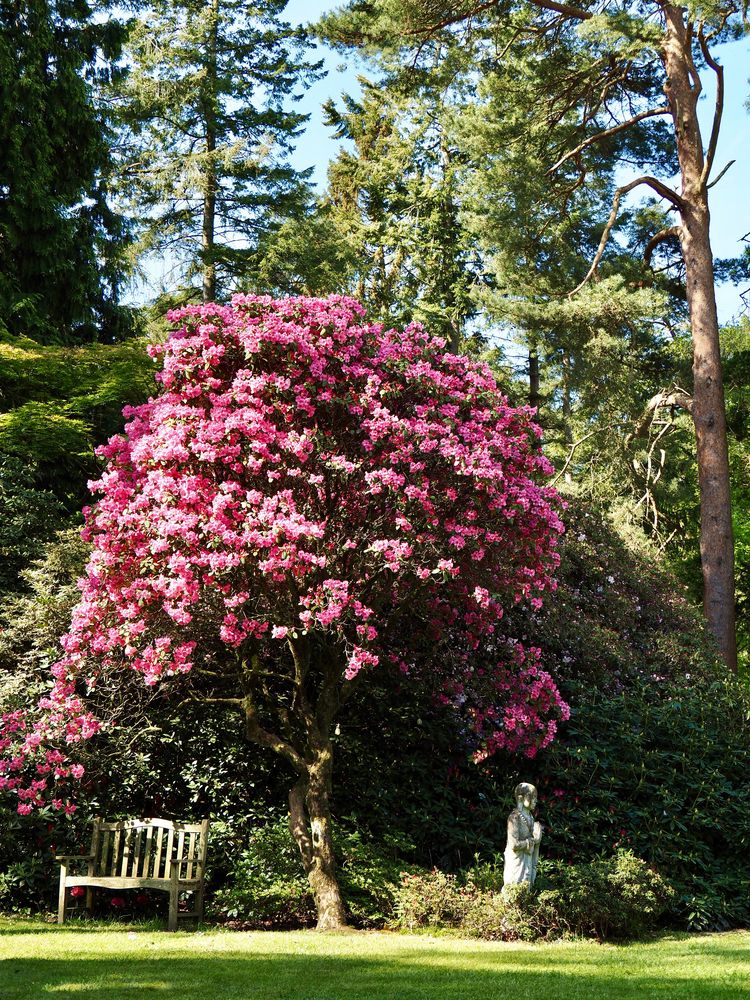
top-left (662, 6), bottom-right (737, 670)
top-left (201, 0), bottom-right (218, 303)
top-left (529, 347), bottom-right (540, 411)
top-left (288, 744), bottom-right (348, 930)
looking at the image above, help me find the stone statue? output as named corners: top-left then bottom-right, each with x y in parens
top-left (503, 781), bottom-right (543, 887)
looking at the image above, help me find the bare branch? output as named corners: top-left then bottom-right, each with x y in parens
top-left (698, 27), bottom-right (724, 187)
top-left (644, 225), bottom-right (682, 266)
top-left (569, 176), bottom-right (684, 296)
top-left (707, 159), bottom-right (735, 189)
top-left (547, 106), bottom-right (671, 175)
top-left (625, 385), bottom-right (694, 445)
top-left (551, 424), bottom-right (628, 485)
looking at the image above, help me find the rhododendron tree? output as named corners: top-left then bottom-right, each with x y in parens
top-left (0, 295), bottom-right (567, 929)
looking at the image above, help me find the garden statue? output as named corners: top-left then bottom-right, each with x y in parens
top-left (503, 781), bottom-right (543, 887)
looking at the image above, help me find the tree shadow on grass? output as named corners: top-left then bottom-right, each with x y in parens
top-left (1, 947), bottom-right (749, 1000)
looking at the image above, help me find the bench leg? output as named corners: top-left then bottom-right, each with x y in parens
top-left (86, 888), bottom-right (94, 916)
top-left (57, 870), bottom-right (67, 925)
top-left (168, 869), bottom-right (179, 932)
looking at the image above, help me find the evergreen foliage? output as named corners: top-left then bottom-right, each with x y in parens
top-left (0, 0), bottom-right (131, 342)
top-left (113, 0), bottom-right (321, 300)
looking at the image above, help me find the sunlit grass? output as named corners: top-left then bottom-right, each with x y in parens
top-left (1, 917), bottom-right (749, 999)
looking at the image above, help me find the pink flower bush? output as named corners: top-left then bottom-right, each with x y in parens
top-left (0, 295), bottom-right (567, 813)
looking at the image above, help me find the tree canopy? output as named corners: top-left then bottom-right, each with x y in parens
top-left (0, 294), bottom-right (568, 926)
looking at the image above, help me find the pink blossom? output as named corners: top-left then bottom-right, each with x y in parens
top-left (0, 295), bottom-right (566, 813)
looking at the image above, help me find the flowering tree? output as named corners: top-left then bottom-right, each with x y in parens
top-left (0, 295), bottom-right (567, 928)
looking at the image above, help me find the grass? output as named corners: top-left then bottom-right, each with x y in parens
top-left (0, 918), bottom-right (749, 999)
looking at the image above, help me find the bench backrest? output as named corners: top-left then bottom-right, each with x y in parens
top-left (89, 818), bottom-right (209, 881)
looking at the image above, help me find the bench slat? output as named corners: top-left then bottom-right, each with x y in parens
top-left (185, 830), bottom-right (198, 881)
top-left (164, 826), bottom-right (175, 879)
top-left (153, 825), bottom-right (165, 879)
top-left (100, 826), bottom-right (111, 875)
top-left (142, 825), bottom-right (154, 879)
top-left (131, 827), bottom-right (143, 879)
top-left (110, 827), bottom-right (122, 876)
top-left (176, 829), bottom-right (185, 879)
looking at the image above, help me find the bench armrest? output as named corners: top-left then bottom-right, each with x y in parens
top-left (56, 854), bottom-right (95, 862)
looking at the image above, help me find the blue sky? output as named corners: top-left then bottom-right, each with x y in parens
top-left (284, 0), bottom-right (750, 324)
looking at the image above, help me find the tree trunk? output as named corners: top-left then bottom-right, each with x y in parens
top-left (561, 352), bottom-right (573, 484)
top-left (288, 744), bottom-right (348, 930)
top-left (529, 347), bottom-right (540, 411)
top-left (662, 6), bottom-right (737, 670)
top-left (201, 0), bottom-right (218, 303)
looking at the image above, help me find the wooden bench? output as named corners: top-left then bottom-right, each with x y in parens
top-left (57, 817), bottom-right (209, 931)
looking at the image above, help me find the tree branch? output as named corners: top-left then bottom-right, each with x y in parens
top-left (400, 0), bottom-right (500, 36)
top-left (706, 159), bottom-right (735, 190)
top-left (244, 698), bottom-right (307, 775)
top-left (698, 27), bottom-right (724, 187)
top-left (531, 0), bottom-right (592, 21)
top-left (644, 225), bottom-right (682, 267)
top-left (547, 107), bottom-right (671, 175)
top-left (625, 385), bottom-right (694, 445)
top-left (569, 176), bottom-right (684, 296)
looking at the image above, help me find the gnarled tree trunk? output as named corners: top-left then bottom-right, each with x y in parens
top-left (288, 744), bottom-right (348, 930)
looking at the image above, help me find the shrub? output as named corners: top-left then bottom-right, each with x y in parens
top-left (395, 870), bottom-right (469, 930)
top-left (533, 674), bottom-right (750, 931)
top-left (210, 820), bottom-right (418, 928)
top-left (210, 820), bottom-right (316, 928)
top-left (395, 852), bottom-right (673, 941)
top-left (532, 852), bottom-right (674, 940)
top-left (337, 828), bottom-right (421, 927)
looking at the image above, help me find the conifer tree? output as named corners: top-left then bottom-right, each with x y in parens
top-left (115, 0), bottom-right (321, 301)
top-left (0, 0), bottom-right (130, 342)
top-left (321, 0), bottom-right (744, 669)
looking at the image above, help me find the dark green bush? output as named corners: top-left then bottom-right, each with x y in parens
top-left (531, 674), bottom-right (750, 931)
top-left (210, 820), bottom-right (316, 928)
top-left (210, 819), bottom-right (419, 928)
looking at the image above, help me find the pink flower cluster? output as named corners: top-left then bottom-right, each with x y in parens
top-left (0, 708), bottom-right (88, 814)
top-left (466, 646), bottom-right (571, 761)
top-left (0, 295), bottom-right (567, 813)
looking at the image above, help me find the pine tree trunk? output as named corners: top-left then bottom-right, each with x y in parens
top-left (529, 348), bottom-right (540, 411)
top-left (201, 0), bottom-right (218, 303)
top-left (662, 6), bottom-right (737, 670)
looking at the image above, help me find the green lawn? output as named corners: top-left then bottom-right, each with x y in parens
top-left (0, 918), bottom-right (748, 999)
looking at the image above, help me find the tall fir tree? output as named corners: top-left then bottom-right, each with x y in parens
top-left (0, 0), bottom-right (131, 342)
top-left (114, 0), bottom-right (321, 301)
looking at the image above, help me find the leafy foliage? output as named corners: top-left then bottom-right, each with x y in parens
top-left (0, 457), bottom-right (64, 595)
top-left (0, 0), bottom-right (131, 342)
top-left (395, 851), bottom-right (673, 941)
top-left (0, 331), bottom-right (156, 510)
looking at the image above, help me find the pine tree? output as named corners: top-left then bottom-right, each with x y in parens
top-left (321, 0), bottom-right (744, 669)
top-left (114, 0), bottom-right (321, 301)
